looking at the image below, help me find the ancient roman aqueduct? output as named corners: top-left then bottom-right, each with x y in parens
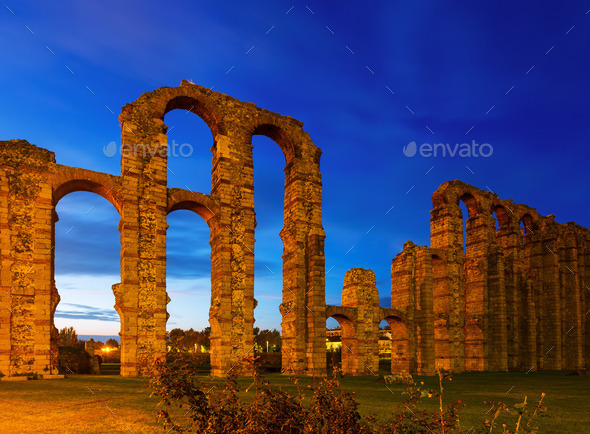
top-left (0, 82), bottom-right (588, 378)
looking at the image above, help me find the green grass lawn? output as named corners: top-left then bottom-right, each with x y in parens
top-left (0, 370), bottom-right (588, 432)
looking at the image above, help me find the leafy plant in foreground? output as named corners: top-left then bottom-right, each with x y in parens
top-left (147, 355), bottom-right (547, 433)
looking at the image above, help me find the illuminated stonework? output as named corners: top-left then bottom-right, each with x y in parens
top-left (390, 180), bottom-right (590, 374)
top-left (0, 81), bottom-right (326, 377)
top-left (1, 84), bottom-right (587, 379)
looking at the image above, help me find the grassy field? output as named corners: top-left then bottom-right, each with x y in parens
top-left (0, 370), bottom-right (588, 432)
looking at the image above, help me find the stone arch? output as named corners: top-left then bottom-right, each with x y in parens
top-left (167, 189), bottom-right (219, 226)
top-left (431, 181), bottom-right (481, 216)
top-left (519, 213), bottom-right (538, 236)
top-left (382, 315), bottom-right (410, 374)
top-left (166, 189), bottom-right (218, 369)
top-left (115, 82), bottom-right (326, 377)
top-left (119, 84), bottom-right (238, 376)
top-left (52, 168), bottom-right (122, 215)
top-left (51, 178), bottom-right (123, 373)
top-left (239, 117), bottom-right (325, 375)
top-left (458, 192), bottom-right (480, 219)
top-left (326, 313), bottom-right (357, 375)
top-left (123, 82), bottom-right (228, 140)
top-left (250, 122), bottom-right (297, 163)
top-left (492, 204), bottom-right (512, 231)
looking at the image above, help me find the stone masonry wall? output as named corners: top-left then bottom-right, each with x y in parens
top-left (0, 81), bottom-right (327, 378)
top-left (391, 180), bottom-right (590, 374)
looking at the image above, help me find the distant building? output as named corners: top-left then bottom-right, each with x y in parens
top-left (326, 328), bottom-right (342, 338)
top-left (378, 329), bottom-right (392, 356)
top-left (326, 327), bottom-right (392, 355)
top-left (326, 328), bottom-right (342, 351)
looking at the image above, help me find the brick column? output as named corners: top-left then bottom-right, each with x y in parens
top-left (463, 210), bottom-right (498, 371)
top-left (0, 141), bottom-right (55, 376)
top-left (486, 242), bottom-right (508, 371)
top-left (560, 228), bottom-right (583, 369)
top-left (496, 220), bottom-right (523, 370)
top-left (432, 252), bottom-right (451, 370)
top-left (414, 249), bottom-right (435, 375)
top-left (341, 268), bottom-right (379, 375)
top-left (522, 227), bottom-right (542, 371)
top-left (539, 224), bottom-right (562, 370)
top-left (280, 156), bottom-right (326, 375)
top-left (430, 204), bottom-right (464, 372)
top-left (118, 114), bottom-right (168, 376)
top-left (209, 134), bottom-right (255, 376)
top-left (391, 242), bottom-right (416, 373)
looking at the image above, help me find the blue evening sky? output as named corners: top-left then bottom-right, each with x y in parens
top-left (1, 1), bottom-right (589, 335)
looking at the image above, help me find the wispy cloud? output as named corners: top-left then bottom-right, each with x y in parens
top-left (55, 302), bottom-right (119, 322)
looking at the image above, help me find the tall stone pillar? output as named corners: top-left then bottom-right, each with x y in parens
top-left (209, 134), bottom-right (255, 376)
top-left (341, 268), bottom-right (379, 375)
top-left (432, 251), bottom-right (451, 371)
top-left (463, 210), bottom-right (498, 371)
top-left (414, 249), bottom-right (435, 375)
top-left (430, 203), bottom-right (464, 372)
top-left (486, 242), bottom-right (508, 371)
top-left (522, 226), bottom-right (542, 371)
top-left (391, 242), bottom-right (417, 373)
top-left (280, 155), bottom-right (326, 375)
top-left (0, 141), bottom-right (55, 376)
top-left (560, 228), bottom-right (583, 369)
top-left (118, 113), bottom-right (168, 376)
top-left (539, 222), bottom-right (562, 370)
top-left (496, 220), bottom-right (523, 370)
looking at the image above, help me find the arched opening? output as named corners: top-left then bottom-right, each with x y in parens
top-left (53, 191), bottom-right (121, 375)
top-left (383, 316), bottom-right (410, 374)
top-left (520, 213), bottom-right (537, 236)
top-left (165, 207), bottom-right (212, 372)
top-left (164, 108), bottom-right (213, 194)
top-left (458, 193), bottom-right (479, 253)
top-left (378, 319), bottom-right (392, 372)
top-left (493, 205), bottom-right (510, 233)
top-left (432, 254), bottom-right (450, 370)
top-left (158, 97), bottom-right (218, 373)
top-left (326, 314), bottom-right (356, 374)
top-left (251, 134), bottom-right (287, 370)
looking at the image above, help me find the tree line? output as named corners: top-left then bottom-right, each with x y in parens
top-left (166, 327), bottom-right (281, 353)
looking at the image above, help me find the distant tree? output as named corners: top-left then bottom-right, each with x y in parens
top-left (166, 327), bottom-right (211, 352)
top-left (167, 328), bottom-right (184, 348)
top-left (58, 326), bottom-right (78, 347)
top-left (254, 328), bottom-right (281, 352)
top-left (105, 338), bottom-right (119, 349)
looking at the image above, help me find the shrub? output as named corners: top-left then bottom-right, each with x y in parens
top-left (58, 345), bottom-right (91, 374)
top-left (147, 356), bottom-right (547, 433)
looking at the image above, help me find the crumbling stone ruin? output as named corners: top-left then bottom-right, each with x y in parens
top-left (325, 268), bottom-right (407, 375)
top-left (0, 81), bottom-right (326, 377)
top-left (1, 82), bottom-right (587, 379)
top-left (390, 180), bottom-right (590, 374)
